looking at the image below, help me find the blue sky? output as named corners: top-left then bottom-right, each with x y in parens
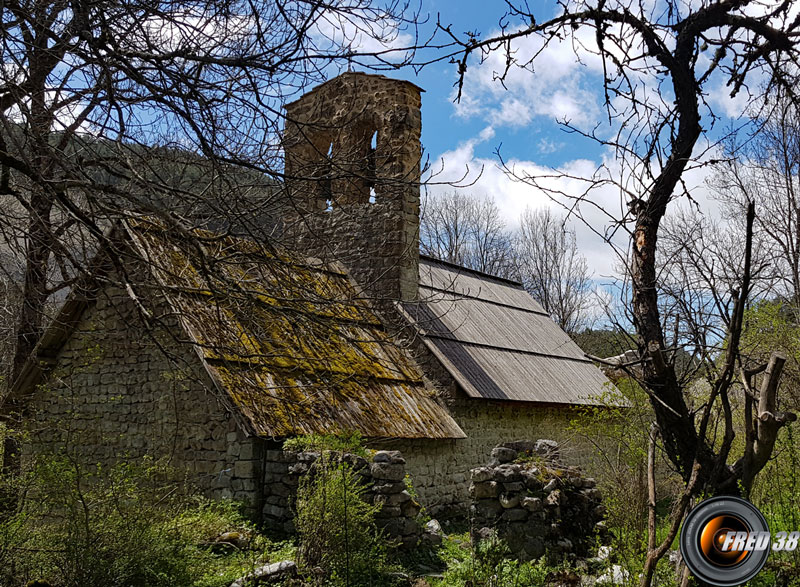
top-left (410, 0), bottom-right (606, 169)
top-left (363, 0), bottom-right (757, 283)
top-left (405, 0), bottom-right (599, 165)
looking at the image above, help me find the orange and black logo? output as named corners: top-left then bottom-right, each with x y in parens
top-left (680, 497), bottom-right (771, 586)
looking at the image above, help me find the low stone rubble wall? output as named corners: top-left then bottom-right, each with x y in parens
top-left (261, 448), bottom-right (423, 547)
top-left (469, 440), bottom-right (607, 562)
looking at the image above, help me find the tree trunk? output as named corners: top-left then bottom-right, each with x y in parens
top-left (11, 192), bottom-right (53, 383)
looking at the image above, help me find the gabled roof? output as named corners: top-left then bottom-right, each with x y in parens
top-left (12, 220), bottom-right (465, 440)
top-left (401, 256), bottom-right (612, 405)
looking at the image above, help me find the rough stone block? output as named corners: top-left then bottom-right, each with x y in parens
top-left (493, 464), bottom-right (523, 483)
top-left (470, 481), bottom-right (498, 499)
top-left (524, 474), bottom-right (543, 492)
top-left (534, 439), bottom-right (560, 459)
top-left (375, 505), bottom-right (402, 519)
top-left (234, 460), bottom-right (257, 479)
top-left (372, 450), bottom-right (405, 465)
top-left (470, 467), bottom-right (493, 483)
top-left (500, 440), bottom-right (538, 454)
top-left (288, 462), bottom-right (309, 475)
top-left (401, 499), bottom-right (422, 519)
top-left (374, 490), bottom-right (412, 506)
top-left (490, 447), bottom-right (517, 465)
top-left (266, 450), bottom-right (297, 463)
top-left (499, 493), bottom-right (520, 509)
top-left (370, 462), bottom-right (405, 482)
top-left (263, 504), bottom-right (288, 519)
top-left (501, 508), bottom-right (528, 522)
top-left (472, 499), bottom-right (503, 519)
top-left (372, 481), bottom-right (406, 494)
top-left (238, 442), bottom-right (256, 461)
top-left (522, 497), bottom-right (543, 512)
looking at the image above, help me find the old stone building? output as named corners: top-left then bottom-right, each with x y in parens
top-left (11, 72), bottom-right (614, 522)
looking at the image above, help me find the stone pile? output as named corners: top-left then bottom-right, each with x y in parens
top-left (469, 440), bottom-right (607, 562)
top-left (261, 448), bottom-right (423, 548)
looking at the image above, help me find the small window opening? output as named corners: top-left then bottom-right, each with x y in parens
top-left (366, 131), bottom-right (378, 202)
top-left (322, 141), bottom-right (333, 210)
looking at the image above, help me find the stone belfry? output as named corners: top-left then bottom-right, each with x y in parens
top-left (282, 72), bottom-right (422, 302)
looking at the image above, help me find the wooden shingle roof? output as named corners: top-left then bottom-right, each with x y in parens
top-left (402, 257), bottom-right (612, 405)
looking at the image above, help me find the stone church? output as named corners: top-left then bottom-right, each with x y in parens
top-left (11, 72), bottom-right (613, 520)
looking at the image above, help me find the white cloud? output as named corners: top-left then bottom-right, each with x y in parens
top-left (451, 26), bottom-right (604, 128)
top-left (426, 128), bottom-right (625, 277)
top-left (124, 10), bottom-right (254, 56)
top-left (426, 127), bottom-right (724, 278)
top-left (537, 137), bottom-right (563, 154)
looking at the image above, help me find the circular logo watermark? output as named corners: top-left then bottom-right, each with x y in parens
top-left (680, 496), bottom-right (771, 586)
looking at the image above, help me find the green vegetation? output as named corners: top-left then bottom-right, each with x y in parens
top-left (295, 457), bottom-right (399, 586)
top-left (6, 392), bottom-right (800, 587)
top-left (430, 532), bottom-right (552, 586)
top-left (572, 328), bottom-right (634, 359)
top-left (740, 300), bottom-right (800, 584)
top-left (568, 380), bottom-right (682, 584)
top-left (566, 301), bottom-right (800, 585)
top-left (741, 300), bottom-right (800, 410)
top-left (0, 456), bottom-right (294, 587)
top-left (283, 432), bottom-right (370, 458)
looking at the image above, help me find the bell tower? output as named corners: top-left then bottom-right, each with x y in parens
top-left (283, 72), bottom-right (423, 301)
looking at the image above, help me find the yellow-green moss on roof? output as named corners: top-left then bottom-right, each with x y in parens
top-left (127, 219), bottom-right (464, 439)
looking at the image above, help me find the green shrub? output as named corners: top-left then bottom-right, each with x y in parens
top-left (294, 456), bottom-right (394, 586)
top-left (433, 532), bottom-right (550, 587)
top-left (0, 455), bottom-right (294, 587)
top-left (283, 432), bottom-right (370, 458)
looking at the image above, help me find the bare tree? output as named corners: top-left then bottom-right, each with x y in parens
top-left (420, 191), bottom-right (516, 278)
top-left (428, 0), bottom-right (800, 527)
top-left (0, 0), bottom-right (419, 385)
top-left (421, 195), bottom-right (593, 332)
top-left (656, 204), bottom-right (778, 381)
top-left (710, 97), bottom-right (800, 305)
top-left (515, 207), bottom-right (592, 334)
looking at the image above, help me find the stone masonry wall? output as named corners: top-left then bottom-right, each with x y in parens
top-left (260, 449), bottom-right (424, 548)
top-left (25, 284), bottom-right (263, 512)
top-left (386, 397), bottom-right (602, 519)
top-left (470, 441), bottom-right (607, 562)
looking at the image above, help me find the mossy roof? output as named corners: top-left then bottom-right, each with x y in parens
top-left (125, 219), bottom-right (464, 439)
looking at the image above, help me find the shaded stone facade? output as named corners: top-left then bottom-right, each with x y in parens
top-left (25, 284), bottom-right (263, 515)
top-left (383, 400), bottom-right (597, 518)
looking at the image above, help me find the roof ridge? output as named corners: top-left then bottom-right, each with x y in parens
top-left (419, 255), bottom-right (524, 287)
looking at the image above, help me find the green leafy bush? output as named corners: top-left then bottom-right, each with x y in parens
top-left (283, 432), bottom-right (370, 458)
top-left (568, 380), bottom-right (684, 584)
top-left (294, 456), bottom-right (394, 586)
top-left (432, 532), bottom-right (550, 587)
top-left (0, 456), bottom-right (294, 587)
